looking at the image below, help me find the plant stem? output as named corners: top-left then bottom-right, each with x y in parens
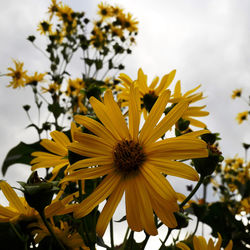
top-left (160, 228), bottom-right (173, 248)
top-left (180, 176), bottom-right (205, 209)
top-left (39, 209), bottom-right (66, 250)
top-left (110, 218), bottom-right (115, 249)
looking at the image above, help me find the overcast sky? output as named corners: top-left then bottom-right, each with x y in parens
top-left (1, 0), bottom-right (250, 248)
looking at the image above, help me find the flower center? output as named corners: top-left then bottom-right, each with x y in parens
top-left (113, 140), bottom-right (145, 176)
top-left (142, 90), bottom-right (158, 112)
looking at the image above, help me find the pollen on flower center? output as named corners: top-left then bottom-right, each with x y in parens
top-left (113, 140), bottom-right (145, 175)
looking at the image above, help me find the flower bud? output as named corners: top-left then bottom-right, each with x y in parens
top-left (18, 171), bottom-right (59, 212)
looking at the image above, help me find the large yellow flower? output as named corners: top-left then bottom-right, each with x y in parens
top-left (176, 233), bottom-right (233, 250)
top-left (6, 60), bottom-right (27, 89)
top-left (62, 85), bottom-right (208, 236)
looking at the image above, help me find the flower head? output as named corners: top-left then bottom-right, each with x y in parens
top-left (231, 89), bottom-right (242, 99)
top-left (37, 20), bottom-right (52, 35)
top-left (61, 82), bottom-right (208, 236)
top-left (236, 111), bottom-right (249, 124)
top-left (6, 60), bottom-right (27, 88)
top-left (25, 72), bottom-right (46, 86)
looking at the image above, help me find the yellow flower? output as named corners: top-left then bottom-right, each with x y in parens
top-left (97, 2), bottom-right (112, 19)
top-left (37, 20), bottom-right (52, 35)
top-left (120, 12), bottom-right (138, 33)
top-left (6, 60), bottom-right (27, 88)
top-left (31, 122), bottom-right (80, 180)
top-left (176, 233), bottom-right (233, 250)
top-left (236, 111), bottom-right (248, 124)
top-left (62, 85), bottom-right (208, 236)
top-left (47, 0), bottom-right (60, 20)
top-left (239, 198), bottom-right (250, 214)
top-left (25, 72), bottom-right (46, 85)
top-left (231, 89), bottom-right (242, 99)
top-left (66, 78), bottom-right (84, 97)
top-left (118, 68), bottom-right (176, 117)
top-left (32, 219), bottom-right (89, 250)
top-left (170, 81), bottom-right (209, 128)
top-left (0, 181), bottom-right (70, 223)
top-left (56, 3), bottom-right (74, 22)
top-left (41, 82), bottom-right (60, 94)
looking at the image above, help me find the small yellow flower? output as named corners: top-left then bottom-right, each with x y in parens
top-left (236, 111), bottom-right (249, 124)
top-left (97, 2), bottom-right (112, 19)
top-left (37, 20), bottom-right (52, 35)
top-left (6, 60), bottom-right (27, 88)
top-left (41, 82), bottom-right (60, 94)
top-left (231, 89), bottom-right (242, 99)
top-left (47, 0), bottom-right (60, 20)
top-left (120, 12), bottom-right (139, 33)
top-left (25, 72), bottom-right (46, 85)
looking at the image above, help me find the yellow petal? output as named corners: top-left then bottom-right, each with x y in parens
top-left (141, 164), bottom-right (177, 201)
top-left (139, 90), bottom-right (170, 145)
top-left (129, 85), bottom-right (141, 140)
top-left (155, 70), bottom-right (176, 96)
top-left (67, 156), bottom-right (113, 172)
top-left (50, 130), bottom-right (71, 148)
top-left (62, 165), bottom-right (113, 182)
top-left (0, 181), bottom-right (26, 214)
top-left (125, 176), bottom-right (143, 231)
top-left (74, 115), bottom-right (116, 145)
top-left (96, 180), bottom-right (125, 236)
top-left (104, 90), bottom-right (130, 139)
top-left (74, 171), bottom-right (121, 218)
top-left (144, 100), bottom-right (188, 145)
top-left (134, 173), bottom-right (157, 235)
top-left (40, 139), bottom-right (67, 156)
top-left (147, 158), bottom-right (199, 181)
top-left (89, 96), bottom-right (122, 140)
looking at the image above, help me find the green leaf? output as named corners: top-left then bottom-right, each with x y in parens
top-left (1, 141), bottom-right (43, 176)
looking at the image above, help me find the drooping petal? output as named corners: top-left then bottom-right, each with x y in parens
top-left (193, 236), bottom-right (208, 250)
top-left (125, 176), bottom-right (143, 231)
top-left (134, 173), bottom-right (157, 235)
top-left (96, 180), bottom-right (125, 236)
top-left (74, 172), bottom-right (121, 218)
top-left (141, 164), bottom-right (177, 201)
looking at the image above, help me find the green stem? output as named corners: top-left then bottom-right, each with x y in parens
top-left (192, 217), bottom-right (199, 236)
top-left (141, 233), bottom-right (150, 249)
top-left (110, 218), bottom-right (115, 249)
top-left (180, 176), bottom-right (205, 209)
top-left (160, 228), bottom-right (173, 248)
top-left (122, 226), bottom-right (130, 245)
top-left (39, 209), bottom-right (66, 250)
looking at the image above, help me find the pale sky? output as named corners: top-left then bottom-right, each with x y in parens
top-left (0, 0), bottom-right (250, 248)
